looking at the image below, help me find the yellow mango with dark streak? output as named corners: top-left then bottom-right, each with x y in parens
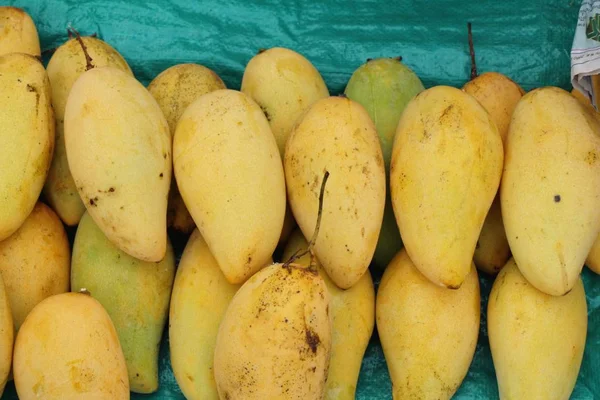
top-left (65, 66), bottom-right (171, 262)
top-left (0, 53), bottom-right (54, 241)
top-left (391, 85), bottom-right (503, 289)
top-left (44, 36), bottom-right (133, 226)
top-left (285, 96), bottom-right (385, 289)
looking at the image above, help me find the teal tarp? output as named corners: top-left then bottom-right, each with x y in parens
top-left (3, 0), bottom-right (598, 399)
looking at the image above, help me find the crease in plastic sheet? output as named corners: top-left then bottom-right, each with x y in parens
top-left (3, 0), bottom-right (598, 399)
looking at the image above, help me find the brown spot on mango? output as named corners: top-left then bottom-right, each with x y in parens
top-left (585, 151), bottom-right (598, 165)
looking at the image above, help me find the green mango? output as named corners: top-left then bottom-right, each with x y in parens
top-left (71, 212), bottom-right (175, 394)
top-left (345, 58), bottom-right (425, 270)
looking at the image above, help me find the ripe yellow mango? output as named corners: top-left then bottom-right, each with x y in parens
top-left (173, 89), bottom-right (285, 284)
top-left (241, 47), bottom-right (329, 157)
top-left (148, 63), bottom-right (226, 234)
top-left (462, 73), bottom-right (523, 275)
top-left (214, 262), bottom-right (331, 400)
top-left (463, 72), bottom-right (524, 144)
top-left (169, 229), bottom-right (242, 400)
top-left (0, 203), bottom-right (70, 331)
top-left (71, 212), bottom-right (175, 394)
top-left (488, 259), bottom-right (587, 400)
top-left (587, 237), bottom-right (600, 274)
top-left (473, 196), bottom-right (511, 275)
top-left (0, 53), bottom-right (54, 241)
top-left (572, 87), bottom-right (595, 111)
top-left (376, 249), bottom-right (480, 399)
top-left (282, 229), bottom-right (374, 400)
top-left (0, 7), bottom-right (40, 57)
top-left (0, 275), bottom-right (13, 397)
top-left (501, 87), bottom-right (600, 295)
top-left (241, 47), bottom-right (329, 245)
top-left (13, 292), bottom-right (129, 399)
top-left (65, 66), bottom-right (171, 262)
top-left (285, 96), bottom-right (385, 289)
top-left (44, 36), bottom-right (133, 226)
top-left (391, 85), bottom-right (503, 288)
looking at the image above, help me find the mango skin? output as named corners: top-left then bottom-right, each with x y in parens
top-left (282, 229), bottom-right (374, 400)
top-left (345, 58), bottom-right (425, 169)
top-left (285, 96), bottom-right (386, 289)
top-left (587, 237), bottom-right (600, 274)
top-left (44, 36), bottom-right (133, 226)
top-left (241, 47), bottom-right (329, 157)
top-left (64, 66), bottom-right (171, 262)
top-left (344, 57), bottom-right (425, 271)
top-left (501, 87), bottom-right (600, 295)
top-left (13, 292), bottom-right (130, 400)
top-left (391, 85), bottom-right (503, 289)
top-left (473, 196), bottom-right (511, 275)
top-left (169, 229), bottom-right (242, 400)
top-left (71, 212), bottom-right (175, 394)
top-left (0, 7), bottom-right (40, 57)
top-left (0, 275), bottom-right (13, 397)
top-left (148, 63), bottom-right (227, 234)
top-left (376, 249), bottom-right (480, 399)
top-left (0, 53), bottom-right (54, 241)
top-left (487, 259), bottom-right (587, 400)
top-left (0, 202), bottom-right (70, 332)
top-left (214, 262), bottom-right (331, 400)
top-left (173, 89), bottom-right (285, 284)
top-left (463, 72), bottom-right (525, 144)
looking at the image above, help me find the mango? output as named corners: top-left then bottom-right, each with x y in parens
top-left (71, 211), bottom-right (175, 393)
top-left (391, 85), bottom-right (503, 288)
top-left (64, 66), bottom-right (171, 262)
top-left (44, 36), bottom-right (133, 226)
top-left (572, 87), bottom-right (595, 111)
top-left (587, 237), bottom-right (600, 274)
top-left (0, 275), bottom-right (13, 397)
top-left (282, 229), bottom-right (374, 400)
top-left (0, 202), bottom-right (70, 331)
top-left (462, 72), bottom-right (523, 275)
top-left (376, 249), bottom-right (480, 399)
top-left (169, 229), bottom-right (242, 400)
top-left (241, 47), bottom-right (329, 157)
top-left (0, 53), bottom-right (54, 241)
top-left (473, 196), bottom-right (511, 275)
top-left (0, 7), bottom-right (40, 57)
top-left (566, 88), bottom-right (600, 275)
top-left (501, 87), bottom-right (600, 295)
top-left (214, 262), bottom-right (331, 400)
top-left (13, 291), bottom-right (129, 399)
top-left (345, 58), bottom-right (425, 169)
top-left (463, 72), bottom-right (524, 144)
top-left (488, 258), bottom-right (587, 400)
top-left (285, 96), bottom-right (386, 289)
top-left (148, 63), bottom-right (227, 234)
top-left (173, 89), bottom-right (285, 284)
top-left (241, 47), bottom-right (329, 245)
top-left (344, 57), bottom-right (425, 270)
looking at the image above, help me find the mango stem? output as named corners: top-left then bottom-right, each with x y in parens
top-left (468, 22), bottom-right (478, 80)
top-left (283, 170), bottom-right (330, 273)
top-left (67, 26), bottom-right (94, 71)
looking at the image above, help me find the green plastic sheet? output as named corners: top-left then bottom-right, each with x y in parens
top-left (2, 0), bottom-right (598, 399)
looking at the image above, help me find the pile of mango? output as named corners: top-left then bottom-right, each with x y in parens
top-left (0, 6), bottom-right (599, 400)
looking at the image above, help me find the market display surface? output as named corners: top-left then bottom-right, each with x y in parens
top-left (0, 1), bottom-right (599, 399)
